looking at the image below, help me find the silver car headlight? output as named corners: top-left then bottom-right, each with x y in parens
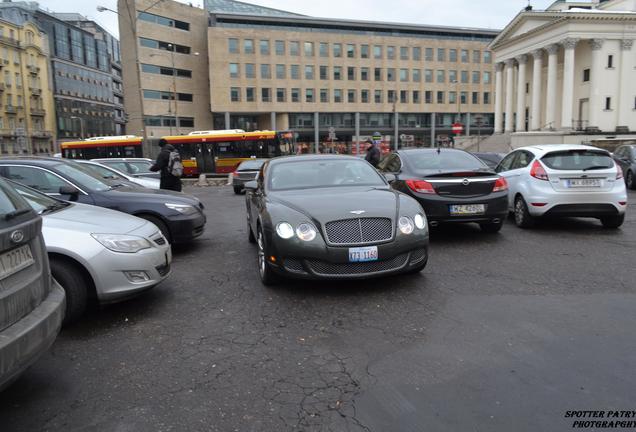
top-left (398, 216), bottom-right (415, 235)
top-left (276, 222), bottom-right (295, 239)
top-left (414, 213), bottom-right (426, 230)
top-left (91, 234), bottom-right (152, 253)
top-left (165, 203), bottom-right (198, 215)
top-left (296, 223), bottom-right (317, 241)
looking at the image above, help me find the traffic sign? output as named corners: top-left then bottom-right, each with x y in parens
top-left (328, 126), bottom-right (335, 133)
top-left (452, 122), bottom-right (464, 135)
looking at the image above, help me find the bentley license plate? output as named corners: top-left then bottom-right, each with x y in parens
top-left (348, 246), bottom-right (378, 262)
top-left (567, 178), bottom-right (601, 188)
top-left (449, 204), bottom-right (486, 215)
top-left (0, 244), bottom-right (34, 280)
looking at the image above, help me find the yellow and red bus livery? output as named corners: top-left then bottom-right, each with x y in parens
top-left (61, 135), bottom-right (143, 160)
top-left (152, 129), bottom-right (295, 174)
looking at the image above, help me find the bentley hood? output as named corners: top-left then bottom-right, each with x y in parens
top-left (271, 186), bottom-right (400, 225)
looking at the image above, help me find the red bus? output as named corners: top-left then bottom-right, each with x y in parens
top-left (61, 136), bottom-right (143, 159)
top-left (150, 129), bottom-right (296, 174)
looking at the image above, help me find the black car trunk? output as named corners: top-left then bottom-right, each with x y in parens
top-left (423, 171), bottom-right (497, 198)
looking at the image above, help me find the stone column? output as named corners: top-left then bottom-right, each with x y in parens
top-left (545, 44), bottom-right (559, 130)
top-left (224, 112), bottom-right (230, 129)
top-left (588, 39), bottom-right (605, 130)
top-left (617, 39), bottom-right (634, 128)
top-left (494, 62), bottom-right (504, 133)
top-left (354, 112), bottom-right (360, 156)
top-left (530, 49), bottom-right (543, 130)
top-left (270, 111), bottom-right (276, 131)
top-left (504, 59), bottom-right (515, 132)
top-left (560, 38), bottom-right (578, 130)
top-left (314, 112), bottom-right (319, 153)
top-left (515, 54), bottom-right (528, 132)
top-left (431, 112), bottom-right (436, 147)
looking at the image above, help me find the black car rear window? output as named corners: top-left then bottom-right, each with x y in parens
top-left (407, 151), bottom-right (487, 171)
top-left (541, 150), bottom-right (613, 171)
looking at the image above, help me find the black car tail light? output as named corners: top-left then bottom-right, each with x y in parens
top-left (406, 179), bottom-right (436, 194)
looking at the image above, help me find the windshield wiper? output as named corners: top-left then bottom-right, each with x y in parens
top-left (40, 202), bottom-right (69, 215)
top-left (583, 165), bottom-right (612, 171)
top-left (4, 208), bottom-right (31, 220)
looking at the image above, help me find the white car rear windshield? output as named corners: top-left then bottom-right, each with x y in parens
top-left (541, 150), bottom-right (613, 171)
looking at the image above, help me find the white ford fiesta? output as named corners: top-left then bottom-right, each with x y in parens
top-left (495, 144), bottom-right (627, 229)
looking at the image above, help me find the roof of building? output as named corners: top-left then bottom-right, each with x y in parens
top-left (205, 0), bottom-right (304, 17)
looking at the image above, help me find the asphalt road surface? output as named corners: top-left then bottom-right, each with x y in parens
top-left (2, 187), bottom-right (635, 432)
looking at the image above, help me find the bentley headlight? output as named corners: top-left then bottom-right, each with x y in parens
top-left (276, 222), bottom-right (295, 239)
top-left (414, 213), bottom-right (426, 230)
top-left (398, 216), bottom-right (415, 235)
top-left (91, 234), bottom-right (151, 253)
top-left (296, 223), bottom-right (317, 241)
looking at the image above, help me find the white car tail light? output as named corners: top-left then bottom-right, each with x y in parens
top-left (530, 160), bottom-right (549, 181)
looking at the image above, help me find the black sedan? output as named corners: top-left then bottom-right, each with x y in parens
top-left (378, 149), bottom-right (508, 233)
top-left (0, 157), bottom-right (206, 244)
top-left (613, 145), bottom-right (636, 189)
top-left (245, 155), bottom-right (429, 285)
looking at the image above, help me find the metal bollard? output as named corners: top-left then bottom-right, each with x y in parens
top-left (198, 174), bottom-right (208, 186)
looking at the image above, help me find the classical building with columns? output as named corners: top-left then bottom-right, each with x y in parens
top-left (488, 0), bottom-right (636, 148)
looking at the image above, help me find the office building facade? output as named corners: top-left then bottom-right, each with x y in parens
top-left (0, 1), bottom-right (121, 141)
top-left (120, 0), bottom-right (498, 151)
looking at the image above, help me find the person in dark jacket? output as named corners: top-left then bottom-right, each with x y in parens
top-left (150, 139), bottom-right (182, 191)
top-left (365, 139), bottom-right (381, 168)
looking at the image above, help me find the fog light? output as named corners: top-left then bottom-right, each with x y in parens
top-left (124, 271), bottom-right (150, 283)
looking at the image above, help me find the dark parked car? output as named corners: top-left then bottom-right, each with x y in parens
top-left (613, 145), bottom-right (636, 189)
top-left (378, 149), bottom-right (509, 233)
top-left (471, 152), bottom-right (505, 170)
top-left (233, 158), bottom-right (266, 194)
top-left (0, 157), bottom-right (206, 244)
top-left (245, 155), bottom-right (429, 285)
top-left (0, 176), bottom-right (65, 390)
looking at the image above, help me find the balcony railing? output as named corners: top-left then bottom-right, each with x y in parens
top-left (0, 35), bottom-right (19, 47)
top-left (30, 108), bottom-right (46, 116)
top-left (32, 130), bottom-right (52, 138)
top-left (30, 87), bottom-right (41, 96)
top-left (26, 64), bottom-right (40, 75)
top-left (5, 106), bottom-right (16, 114)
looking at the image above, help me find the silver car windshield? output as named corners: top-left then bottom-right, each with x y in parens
top-left (268, 159), bottom-right (386, 191)
top-left (9, 181), bottom-right (69, 214)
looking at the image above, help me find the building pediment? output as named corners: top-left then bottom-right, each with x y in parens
top-left (490, 7), bottom-right (636, 50)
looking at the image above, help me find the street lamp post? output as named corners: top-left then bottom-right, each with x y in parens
top-left (98, 1), bottom-right (166, 154)
top-left (149, 48), bottom-right (178, 135)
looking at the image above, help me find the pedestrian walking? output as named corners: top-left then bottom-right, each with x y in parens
top-left (364, 138), bottom-right (381, 168)
top-left (150, 139), bottom-right (183, 192)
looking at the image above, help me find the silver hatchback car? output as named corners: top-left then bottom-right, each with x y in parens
top-left (10, 181), bottom-right (172, 322)
top-left (496, 145), bottom-right (627, 228)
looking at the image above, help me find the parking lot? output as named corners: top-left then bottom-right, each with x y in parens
top-left (1, 185), bottom-right (635, 432)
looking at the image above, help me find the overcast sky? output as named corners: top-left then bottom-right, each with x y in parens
top-left (35, 0), bottom-right (556, 38)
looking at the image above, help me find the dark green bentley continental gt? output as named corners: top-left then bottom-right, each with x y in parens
top-left (245, 155), bottom-right (429, 285)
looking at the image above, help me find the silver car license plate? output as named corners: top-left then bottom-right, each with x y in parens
top-left (0, 244), bottom-right (34, 280)
top-left (567, 178), bottom-right (601, 188)
top-left (348, 246), bottom-right (378, 262)
top-left (449, 204), bottom-right (486, 215)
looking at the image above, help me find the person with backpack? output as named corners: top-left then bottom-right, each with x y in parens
top-left (150, 139), bottom-right (183, 192)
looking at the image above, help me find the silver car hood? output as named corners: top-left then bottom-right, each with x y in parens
top-left (42, 202), bottom-right (150, 234)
